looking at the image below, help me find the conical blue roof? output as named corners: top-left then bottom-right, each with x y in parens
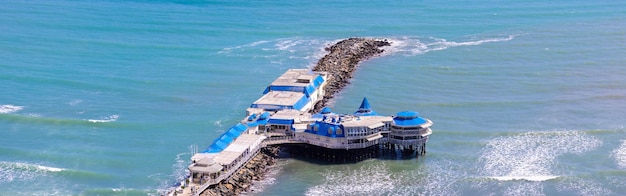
top-left (354, 97), bottom-right (377, 116)
top-left (359, 97), bottom-right (371, 110)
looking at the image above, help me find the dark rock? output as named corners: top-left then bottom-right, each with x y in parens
top-left (311, 38), bottom-right (391, 113)
top-left (224, 184), bottom-right (233, 191)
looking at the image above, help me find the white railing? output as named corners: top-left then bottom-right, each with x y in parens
top-left (190, 132), bottom-right (423, 195)
top-left (390, 129), bottom-right (431, 136)
top-left (302, 139), bottom-right (378, 149)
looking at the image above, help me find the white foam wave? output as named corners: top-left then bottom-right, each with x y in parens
top-left (0, 104), bottom-right (23, 114)
top-left (88, 115), bottom-right (119, 123)
top-left (481, 131), bottom-right (601, 177)
top-left (275, 39), bottom-right (301, 52)
top-left (219, 38), bottom-right (326, 55)
top-left (219, 40), bottom-right (270, 54)
top-left (397, 160), bottom-right (464, 196)
top-left (385, 34), bottom-right (517, 56)
top-left (302, 159), bottom-right (465, 196)
top-left (0, 161), bottom-right (65, 183)
top-left (68, 99), bottom-right (82, 106)
top-left (154, 152), bottom-right (190, 196)
top-left (214, 120), bottom-right (223, 127)
top-left (172, 152), bottom-right (189, 180)
top-left (431, 35), bottom-right (514, 48)
top-left (557, 178), bottom-right (612, 196)
top-left (489, 175), bottom-right (559, 182)
top-left (305, 162), bottom-right (396, 196)
top-left (36, 165), bottom-right (65, 172)
top-left (479, 130), bottom-right (602, 194)
top-left (612, 140), bottom-right (626, 169)
top-left (305, 161), bottom-right (465, 196)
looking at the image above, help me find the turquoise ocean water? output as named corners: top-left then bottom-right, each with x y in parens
top-left (1, 1), bottom-right (626, 195)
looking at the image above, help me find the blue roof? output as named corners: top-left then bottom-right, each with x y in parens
top-left (246, 115), bottom-right (268, 127)
top-left (203, 123), bottom-right (248, 153)
top-left (354, 97), bottom-right (378, 116)
top-left (247, 113), bottom-right (257, 121)
top-left (393, 111), bottom-right (427, 126)
top-left (268, 118), bottom-right (294, 125)
top-left (359, 97), bottom-right (371, 110)
top-left (321, 107), bottom-right (332, 114)
top-left (259, 112), bottom-right (270, 120)
top-left (396, 111), bottom-right (419, 119)
top-left (304, 121), bottom-right (345, 138)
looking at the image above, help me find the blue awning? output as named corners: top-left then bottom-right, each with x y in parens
top-left (268, 118), bottom-right (294, 125)
top-left (203, 123), bottom-right (248, 153)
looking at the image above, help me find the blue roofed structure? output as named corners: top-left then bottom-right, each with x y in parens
top-left (321, 107), bottom-right (332, 114)
top-left (268, 118), bottom-right (294, 125)
top-left (245, 112), bottom-right (270, 127)
top-left (184, 68), bottom-right (433, 194)
top-left (354, 97), bottom-right (378, 116)
top-left (304, 121), bottom-right (345, 138)
top-left (248, 69), bottom-right (328, 113)
top-left (203, 123), bottom-right (248, 153)
top-left (393, 111), bottom-right (428, 126)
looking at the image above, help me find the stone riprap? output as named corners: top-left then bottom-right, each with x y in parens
top-left (311, 37), bottom-right (391, 113)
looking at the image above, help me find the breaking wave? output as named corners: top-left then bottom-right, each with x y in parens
top-left (488, 175), bottom-right (559, 182)
top-left (0, 104), bottom-right (23, 114)
top-left (88, 115), bottom-right (119, 123)
top-left (385, 34), bottom-right (517, 56)
top-left (477, 130), bottom-right (602, 195)
top-left (305, 160), bottom-right (463, 196)
top-left (0, 161), bottom-right (65, 183)
top-left (219, 37), bottom-right (328, 61)
top-left (154, 151), bottom-right (190, 196)
top-left (217, 34), bottom-right (516, 71)
top-left (305, 162), bottom-right (396, 196)
top-left (556, 178), bottom-right (612, 196)
top-left (219, 40), bottom-right (270, 54)
top-left (480, 130), bottom-right (601, 180)
top-left (612, 140), bottom-right (626, 169)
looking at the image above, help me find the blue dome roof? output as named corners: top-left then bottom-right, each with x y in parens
top-left (396, 111), bottom-right (419, 119)
top-left (393, 111), bottom-right (427, 126)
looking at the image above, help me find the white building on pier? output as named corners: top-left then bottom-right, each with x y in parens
top-left (174, 69), bottom-right (433, 196)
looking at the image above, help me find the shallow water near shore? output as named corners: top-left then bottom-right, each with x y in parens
top-left (2, 1), bottom-right (626, 195)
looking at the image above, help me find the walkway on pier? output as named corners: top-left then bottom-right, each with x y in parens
top-left (178, 135), bottom-right (303, 196)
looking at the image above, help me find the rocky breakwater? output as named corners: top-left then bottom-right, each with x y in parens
top-left (199, 37), bottom-right (390, 196)
top-left (200, 146), bottom-right (279, 196)
top-left (312, 37), bottom-right (391, 113)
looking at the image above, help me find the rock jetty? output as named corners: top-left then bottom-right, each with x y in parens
top-left (198, 37), bottom-right (390, 196)
top-left (311, 37), bottom-right (391, 113)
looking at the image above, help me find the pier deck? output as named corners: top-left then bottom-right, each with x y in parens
top-left (167, 38), bottom-right (433, 196)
